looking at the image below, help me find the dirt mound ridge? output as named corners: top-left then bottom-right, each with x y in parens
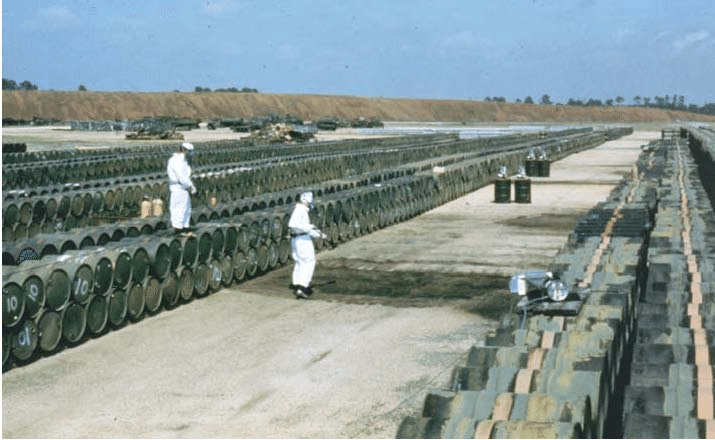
top-left (4, 90), bottom-right (715, 123)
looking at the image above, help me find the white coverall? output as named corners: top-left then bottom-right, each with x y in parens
top-left (167, 152), bottom-right (196, 229)
top-left (288, 202), bottom-right (322, 288)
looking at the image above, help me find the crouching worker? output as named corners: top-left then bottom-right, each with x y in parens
top-left (167, 142), bottom-right (197, 236)
top-left (288, 191), bottom-right (327, 299)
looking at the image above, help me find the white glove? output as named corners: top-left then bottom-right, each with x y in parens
top-left (309, 228), bottom-right (322, 239)
top-left (320, 232), bottom-right (328, 240)
top-left (190, 187), bottom-right (197, 195)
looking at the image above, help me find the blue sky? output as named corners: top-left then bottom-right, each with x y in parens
top-left (2, 0), bottom-right (715, 105)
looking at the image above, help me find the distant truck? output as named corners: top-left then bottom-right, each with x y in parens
top-left (316, 118), bottom-right (338, 131)
top-left (125, 128), bottom-right (184, 140)
top-left (350, 117), bottom-right (384, 128)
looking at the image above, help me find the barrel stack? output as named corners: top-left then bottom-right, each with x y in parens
top-left (396, 130), bottom-right (715, 439)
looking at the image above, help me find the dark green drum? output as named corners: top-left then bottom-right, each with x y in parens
top-left (12, 319), bottom-right (38, 361)
top-left (127, 283), bottom-right (145, 321)
top-left (22, 275), bottom-right (45, 319)
top-left (86, 294), bottom-right (108, 334)
top-left (514, 179), bottom-right (532, 204)
top-left (208, 259), bottom-right (222, 292)
top-left (538, 160), bottom-right (551, 177)
top-left (193, 263), bottom-right (211, 297)
top-left (38, 311), bottom-right (62, 352)
top-left (108, 288), bottom-right (128, 327)
top-left (494, 179), bottom-right (512, 203)
top-left (161, 272), bottom-right (180, 308)
top-left (525, 159), bottom-right (540, 177)
top-left (144, 277), bottom-right (162, 313)
top-left (3, 282), bottom-right (25, 328)
top-left (62, 302), bottom-right (86, 344)
top-left (46, 267), bottom-right (71, 311)
top-left (232, 252), bottom-right (247, 282)
top-left (178, 266), bottom-right (194, 302)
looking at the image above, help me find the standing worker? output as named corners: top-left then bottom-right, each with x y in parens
top-left (288, 191), bottom-right (327, 299)
top-left (167, 142), bottom-right (197, 235)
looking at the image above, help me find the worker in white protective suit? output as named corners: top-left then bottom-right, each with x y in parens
top-left (167, 142), bottom-right (197, 235)
top-left (288, 191), bottom-right (327, 299)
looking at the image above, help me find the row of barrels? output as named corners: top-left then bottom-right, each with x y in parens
top-left (6, 128), bottom-right (579, 171)
top-left (0, 134), bottom-right (458, 203)
top-left (0, 134), bottom-right (492, 217)
top-left (1, 160), bottom-right (430, 261)
top-left (189, 131), bottom-right (612, 207)
top-left (1, 130), bottom-right (610, 243)
top-left (0, 145), bottom-right (433, 237)
top-left (1, 128), bottom-right (621, 206)
top-left (2, 164), bottom-right (450, 268)
top-left (1, 126), bottom-right (599, 192)
top-left (622, 138), bottom-right (715, 437)
top-left (2, 211), bottom-right (300, 367)
top-left (2, 180), bottom-right (165, 242)
top-left (397, 133), bottom-right (658, 438)
top-left (1, 126), bottom-right (592, 168)
top-left (0, 127), bottom-right (554, 203)
top-left (2, 143), bottom-right (27, 153)
top-left (2, 127), bottom-right (635, 369)
top-left (1, 133), bottom-right (460, 189)
top-left (1, 132), bottom-right (458, 166)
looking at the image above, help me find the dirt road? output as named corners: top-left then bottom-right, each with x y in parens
top-left (1, 129), bottom-right (657, 438)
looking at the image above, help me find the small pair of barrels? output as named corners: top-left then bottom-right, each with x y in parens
top-left (494, 178), bottom-right (532, 204)
top-left (525, 159), bottom-right (550, 177)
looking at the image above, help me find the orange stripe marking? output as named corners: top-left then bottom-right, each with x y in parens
top-left (492, 393), bottom-right (514, 421)
top-left (474, 420), bottom-right (495, 439)
top-left (514, 369), bottom-right (534, 394)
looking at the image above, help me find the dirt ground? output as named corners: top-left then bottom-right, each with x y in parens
top-left (5, 90), bottom-right (715, 124)
top-left (1, 127), bottom-right (658, 438)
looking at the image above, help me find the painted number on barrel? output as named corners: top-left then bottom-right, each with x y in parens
top-left (16, 325), bottom-right (32, 347)
top-left (74, 279), bottom-right (89, 299)
top-left (5, 295), bottom-right (19, 314)
top-left (28, 284), bottom-right (40, 302)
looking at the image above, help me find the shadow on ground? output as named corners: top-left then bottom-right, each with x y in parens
top-left (247, 264), bottom-right (518, 321)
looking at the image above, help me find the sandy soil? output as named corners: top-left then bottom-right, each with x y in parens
top-left (5, 90), bottom-right (715, 124)
top-left (1, 128), bottom-right (658, 438)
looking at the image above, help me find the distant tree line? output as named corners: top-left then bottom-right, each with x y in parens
top-left (2, 78), bottom-right (39, 90)
top-left (630, 94), bottom-right (715, 116)
top-left (3, 78), bottom-right (259, 94)
top-left (194, 86), bottom-right (259, 93)
top-left (486, 93), bottom-right (715, 116)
